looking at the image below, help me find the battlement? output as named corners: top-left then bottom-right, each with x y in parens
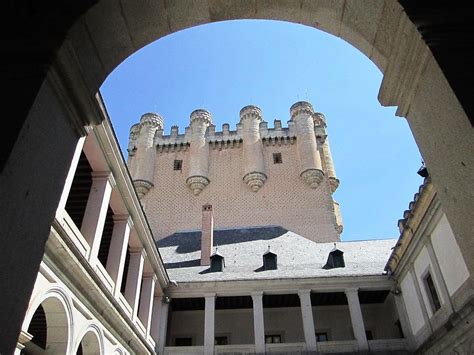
top-left (127, 101), bottom-right (342, 240)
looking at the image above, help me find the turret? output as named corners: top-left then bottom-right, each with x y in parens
top-left (131, 113), bottom-right (163, 198)
top-left (186, 109), bottom-right (212, 195)
top-left (290, 101), bottom-right (324, 189)
top-left (314, 112), bottom-right (339, 193)
top-left (239, 105), bottom-right (267, 192)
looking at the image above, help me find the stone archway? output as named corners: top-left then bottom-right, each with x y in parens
top-left (75, 327), bottom-right (103, 355)
top-left (22, 295), bottom-right (71, 354)
top-left (2, 1), bottom-right (473, 353)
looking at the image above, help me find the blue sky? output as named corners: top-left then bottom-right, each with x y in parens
top-left (100, 20), bottom-right (423, 242)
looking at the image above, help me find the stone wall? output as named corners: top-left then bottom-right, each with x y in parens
top-left (142, 138), bottom-right (340, 242)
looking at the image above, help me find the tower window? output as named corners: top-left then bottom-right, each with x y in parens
top-left (424, 272), bottom-right (441, 312)
top-left (273, 153), bottom-right (283, 164)
top-left (173, 160), bottom-right (182, 171)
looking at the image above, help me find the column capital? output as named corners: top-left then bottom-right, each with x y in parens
top-left (251, 291), bottom-right (263, 298)
top-left (129, 246), bottom-right (145, 257)
top-left (204, 293), bottom-right (216, 299)
top-left (91, 171), bottom-right (116, 187)
top-left (143, 272), bottom-right (158, 282)
top-left (298, 289), bottom-right (312, 296)
top-left (112, 214), bottom-right (133, 227)
top-left (345, 287), bottom-right (359, 295)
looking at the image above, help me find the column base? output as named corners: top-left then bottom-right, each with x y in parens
top-left (300, 169), bottom-right (324, 189)
top-left (243, 172), bottom-right (267, 192)
top-left (186, 175), bottom-right (210, 195)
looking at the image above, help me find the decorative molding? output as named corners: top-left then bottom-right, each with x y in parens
top-left (240, 105), bottom-right (263, 122)
top-left (190, 109), bottom-right (213, 126)
top-left (186, 175), bottom-right (210, 195)
top-left (300, 168), bottom-right (324, 189)
top-left (133, 179), bottom-right (154, 199)
top-left (243, 171), bottom-right (267, 192)
top-left (139, 113), bottom-right (164, 129)
top-left (290, 101), bottom-right (314, 120)
top-left (329, 177), bottom-right (340, 193)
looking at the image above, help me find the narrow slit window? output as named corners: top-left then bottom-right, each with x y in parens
top-left (173, 159), bottom-right (183, 171)
top-left (424, 272), bottom-right (441, 312)
top-left (273, 153), bottom-right (283, 164)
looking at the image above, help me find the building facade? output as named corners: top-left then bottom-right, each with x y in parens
top-left (127, 102), bottom-right (342, 242)
top-left (16, 101), bottom-right (473, 354)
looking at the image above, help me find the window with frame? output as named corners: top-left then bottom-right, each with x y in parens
top-left (174, 337), bottom-right (192, 346)
top-left (265, 334), bottom-right (282, 343)
top-left (273, 152), bottom-right (283, 164)
top-left (424, 272), bottom-right (441, 312)
top-left (173, 159), bottom-right (183, 171)
top-left (316, 332), bottom-right (328, 342)
top-left (214, 336), bottom-right (228, 345)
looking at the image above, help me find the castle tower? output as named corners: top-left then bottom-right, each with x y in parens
top-left (128, 112), bottom-right (163, 198)
top-left (314, 112), bottom-right (339, 193)
top-left (186, 109), bottom-right (212, 195)
top-left (290, 101), bottom-right (324, 189)
top-left (239, 105), bottom-right (267, 192)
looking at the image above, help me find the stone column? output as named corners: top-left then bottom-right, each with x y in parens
top-left (240, 105), bottom-right (267, 192)
top-left (132, 113), bottom-right (163, 198)
top-left (298, 290), bottom-right (317, 352)
top-left (290, 101), bottom-right (324, 189)
top-left (186, 109), bottom-right (212, 195)
top-left (345, 288), bottom-right (368, 351)
top-left (80, 171), bottom-right (115, 262)
top-left (151, 296), bottom-right (170, 355)
top-left (139, 273), bottom-right (157, 334)
top-left (56, 136), bottom-right (86, 212)
top-left (106, 215), bottom-right (132, 296)
top-left (204, 293), bottom-right (216, 355)
top-left (124, 248), bottom-right (145, 319)
top-left (251, 292), bottom-right (265, 354)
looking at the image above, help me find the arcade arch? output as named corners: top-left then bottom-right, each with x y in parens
top-left (2, 1), bottom-right (473, 353)
top-left (22, 290), bottom-right (72, 354)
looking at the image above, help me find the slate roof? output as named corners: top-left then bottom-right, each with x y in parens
top-left (157, 226), bottom-right (397, 282)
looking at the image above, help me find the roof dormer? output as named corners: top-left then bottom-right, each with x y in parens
top-left (323, 243), bottom-right (345, 269)
top-left (263, 245), bottom-right (277, 270)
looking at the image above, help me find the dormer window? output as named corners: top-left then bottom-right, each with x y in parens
top-left (210, 249), bottom-right (225, 272)
top-left (263, 246), bottom-right (277, 270)
top-left (323, 244), bottom-right (345, 269)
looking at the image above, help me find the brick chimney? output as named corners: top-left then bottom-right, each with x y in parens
top-left (201, 204), bottom-right (214, 266)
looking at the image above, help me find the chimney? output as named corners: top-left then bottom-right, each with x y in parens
top-left (201, 204), bottom-right (214, 266)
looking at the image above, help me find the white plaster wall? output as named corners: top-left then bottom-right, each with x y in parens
top-left (215, 309), bottom-right (254, 344)
top-left (414, 246), bottom-right (444, 317)
top-left (263, 307), bottom-right (305, 343)
top-left (312, 306), bottom-right (353, 341)
top-left (400, 272), bottom-right (425, 334)
top-left (360, 296), bottom-right (402, 339)
top-left (168, 310), bottom-right (205, 345)
top-left (430, 214), bottom-right (470, 296)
